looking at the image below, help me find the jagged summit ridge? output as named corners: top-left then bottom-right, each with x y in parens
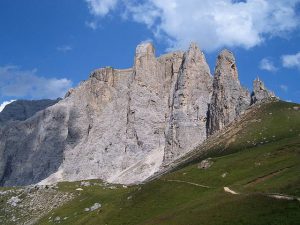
top-left (0, 42), bottom-right (275, 186)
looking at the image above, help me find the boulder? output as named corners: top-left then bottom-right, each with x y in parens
top-left (7, 196), bottom-right (21, 207)
top-left (198, 158), bottom-right (213, 169)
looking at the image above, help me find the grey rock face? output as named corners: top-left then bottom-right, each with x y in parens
top-left (0, 43), bottom-right (275, 186)
top-left (208, 49), bottom-right (250, 135)
top-left (0, 43), bottom-right (191, 186)
top-left (164, 43), bottom-right (213, 162)
top-left (0, 105), bottom-right (67, 186)
top-left (251, 78), bottom-right (275, 104)
top-left (0, 99), bottom-right (60, 127)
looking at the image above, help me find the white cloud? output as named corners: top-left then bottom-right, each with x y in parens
top-left (282, 52), bottom-right (300, 70)
top-left (0, 65), bottom-right (73, 99)
top-left (86, 0), bottom-right (300, 51)
top-left (85, 0), bottom-right (118, 16)
top-left (0, 99), bottom-right (16, 112)
top-left (280, 84), bottom-right (288, 92)
top-left (57, 45), bottom-right (72, 53)
top-left (259, 58), bottom-right (277, 72)
top-left (85, 21), bottom-right (98, 30)
top-left (124, 2), bottom-right (161, 28)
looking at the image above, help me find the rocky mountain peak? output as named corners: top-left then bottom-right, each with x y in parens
top-left (186, 42), bottom-right (202, 56)
top-left (251, 77), bottom-right (276, 104)
top-left (215, 49), bottom-right (239, 81)
top-left (0, 42), bottom-right (276, 187)
top-left (163, 42), bottom-right (213, 163)
top-left (208, 49), bottom-right (250, 135)
top-left (133, 42), bottom-right (159, 90)
top-left (136, 42), bottom-right (155, 55)
top-left (219, 49), bottom-right (235, 62)
top-left (134, 42), bottom-right (155, 66)
top-left (184, 43), bottom-right (210, 70)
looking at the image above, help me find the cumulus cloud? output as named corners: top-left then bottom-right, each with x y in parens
top-left (259, 58), bottom-right (277, 72)
top-left (282, 52), bottom-right (300, 70)
top-left (0, 99), bottom-right (16, 112)
top-left (0, 65), bottom-right (73, 100)
top-left (124, 1), bottom-right (161, 28)
top-left (85, 0), bottom-right (300, 51)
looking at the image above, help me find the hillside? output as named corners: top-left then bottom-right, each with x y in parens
top-left (1, 100), bottom-right (299, 225)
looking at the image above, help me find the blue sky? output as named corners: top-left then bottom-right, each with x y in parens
top-left (0, 0), bottom-right (300, 110)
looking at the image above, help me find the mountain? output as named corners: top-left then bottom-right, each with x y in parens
top-left (0, 99), bottom-right (60, 127)
top-left (0, 100), bottom-right (299, 225)
top-left (0, 43), bottom-right (275, 187)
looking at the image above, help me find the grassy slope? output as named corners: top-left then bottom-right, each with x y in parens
top-left (32, 101), bottom-right (300, 224)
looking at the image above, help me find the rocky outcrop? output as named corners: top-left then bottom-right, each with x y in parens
top-left (0, 99), bottom-right (60, 127)
top-left (207, 50), bottom-right (250, 135)
top-left (0, 43), bottom-right (275, 187)
top-left (0, 185), bottom-right (74, 225)
top-left (251, 78), bottom-right (275, 104)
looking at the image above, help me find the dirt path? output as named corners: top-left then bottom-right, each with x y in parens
top-left (223, 186), bottom-right (300, 202)
top-left (167, 180), bottom-right (211, 188)
top-left (166, 180), bottom-right (300, 202)
top-left (244, 167), bottom-right (292, 187)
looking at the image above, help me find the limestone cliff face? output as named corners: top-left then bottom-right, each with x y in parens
top-left (0, 43), bottom-right (275, 186)
top-left (207, 50), bottom-right (250, 135)
top-left (164, 43), bottom-right (212, 162)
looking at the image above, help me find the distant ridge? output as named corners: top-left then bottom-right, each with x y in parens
top-left (0, 99), bottom-right (60, 127)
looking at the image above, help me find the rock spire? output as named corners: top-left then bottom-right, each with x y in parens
top-left (207, 49), bottom-right (250, 135)
top-left (251, 77), bottom-right (275, 104)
